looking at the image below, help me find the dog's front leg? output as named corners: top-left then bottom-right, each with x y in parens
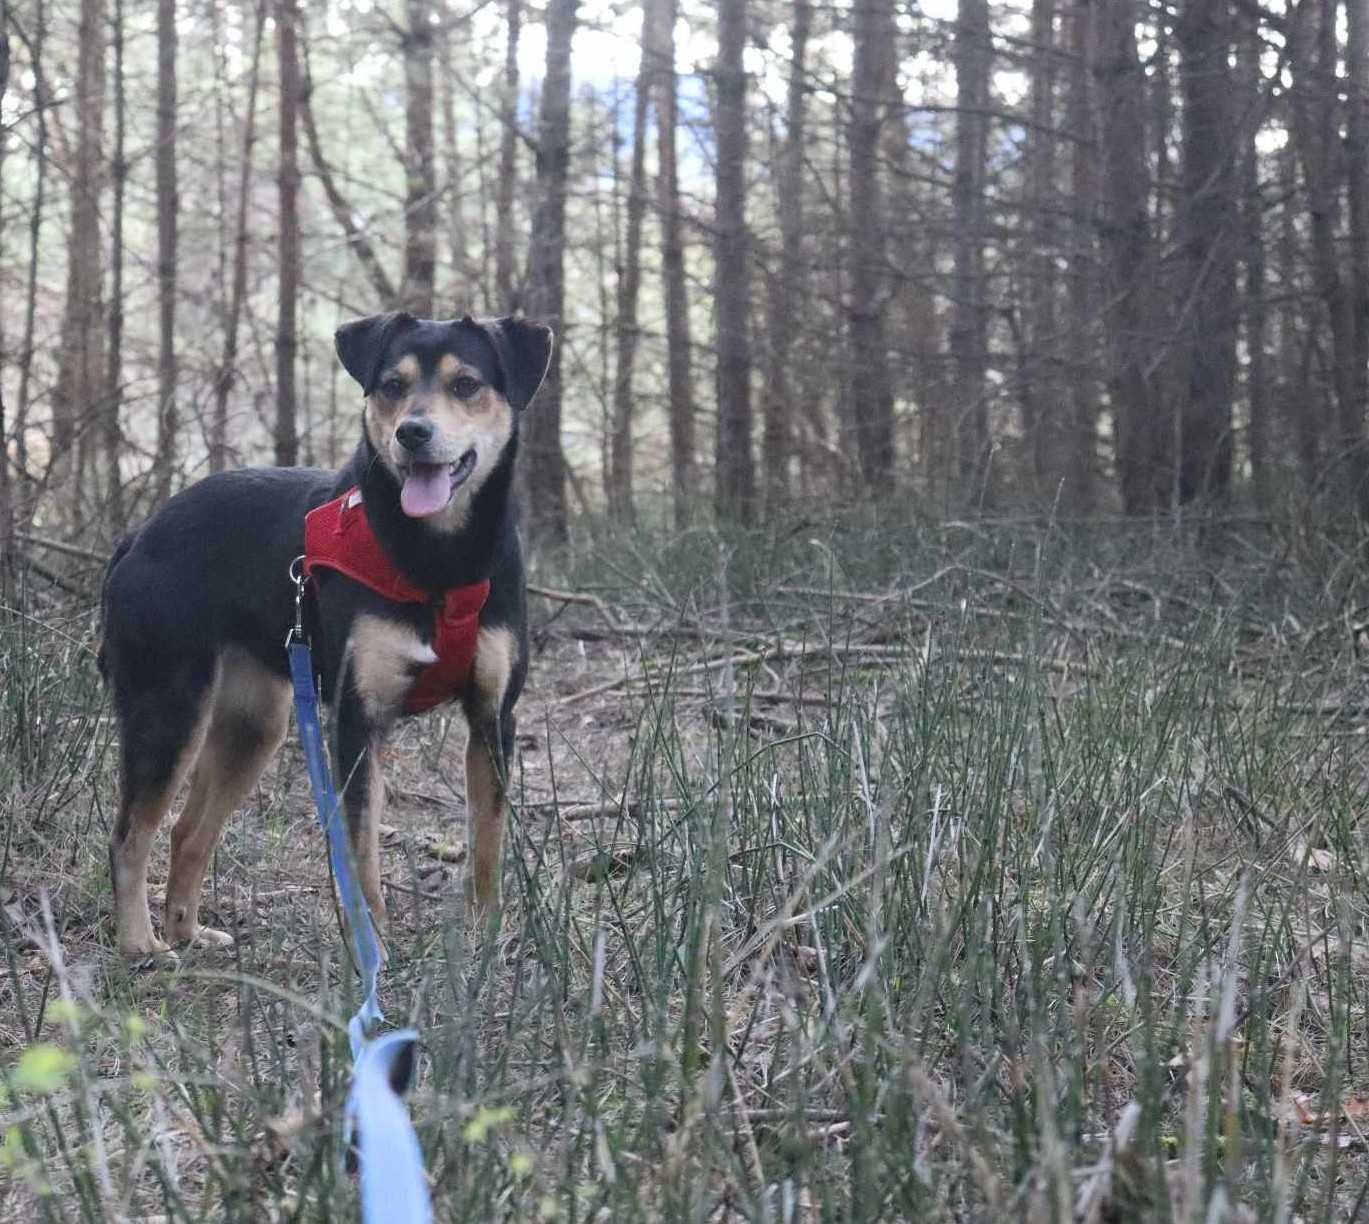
top-left (464, 714), bottom-right (507, 910)
top-left (464, 625), bottom-right (521, 912)
top-left (335, 688), bottom-right (388, 931)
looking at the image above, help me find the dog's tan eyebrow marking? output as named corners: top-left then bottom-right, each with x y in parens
top-left (379, 354), bottom-right (421, 385)
top-left (437, 354), bottom-right (481, 381)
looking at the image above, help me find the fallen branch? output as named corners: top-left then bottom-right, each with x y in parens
top-left (16, 531), bottom-right (111, 564)
top-left (527, 582), bottom-right (627, 634)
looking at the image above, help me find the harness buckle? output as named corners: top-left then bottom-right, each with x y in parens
top-left (286, 554), bottom-right (308, 648)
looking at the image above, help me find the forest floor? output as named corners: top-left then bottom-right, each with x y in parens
top-left (3, 510), bottom-right (1369, 1221)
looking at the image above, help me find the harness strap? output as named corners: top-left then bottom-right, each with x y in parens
top-left (303, 487), bottom-right (490, 713)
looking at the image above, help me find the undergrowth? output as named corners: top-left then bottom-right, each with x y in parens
top-left (2, 512), bottom-right (1369, 1221)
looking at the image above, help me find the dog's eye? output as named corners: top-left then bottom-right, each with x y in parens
top-left (379, 376), bottom-right (407, 399)
top-left (451, 376), bottom-right (482, 399)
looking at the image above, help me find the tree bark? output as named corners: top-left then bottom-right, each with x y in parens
top-left (652, 0), bottom-right (695, 529)
top-left (106, 0), bottom-right (126, 528)
top-left (1174, 0), bottom-right (1237, 504)
top-left (52, 0), bottom-right (106, 517)
top-left (1021, 0), bottom-right (1059, 498)
top-left (1097, 0), bottom-right (1166, 512)
top-left (402, 0), bottom-right (436, 315)
top-left (1346, 0), bottom-right (1369, 511)
top-left (761, 0), bottom-right (810, 510)
top-left (1065, 0), bottom-right (1097, 510)
top-left (1237, 16), bottom-right (1270, 509)
top-left (714, 0), bottom-right (755, 523)
top-left (494, 0), bottom-right (522, 309)
top-left (0, 10), bottom-right (10, 587)
top-left (15, 0), bottom-right (48, 505)
top-left (951, 0), bottom-right (991, 500)
top-left (438, 0), bottom-right (467, 307)
top-left (276, 0), bottom-right (301, 467)
top-left (848, 0), bottom-right (896, 489)
top-left (212, 0), bottom-right (265, 473)
top-left (153, 0), bottom-right (178, 504)
top-left (607, 0), bottom-right (654, 523)
top-left (522, 0), bottom-right (578, 542)
top-left (1290, 0), bottom-right (1364, 512)
top-left (1276, 136), bottom-right (1317, 488)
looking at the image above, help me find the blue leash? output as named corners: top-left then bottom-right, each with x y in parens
top-left (287, 560), bottom-right (432, 1223)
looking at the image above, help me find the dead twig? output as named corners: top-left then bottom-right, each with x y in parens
top-left (527, 582), bottom-right (626, 634)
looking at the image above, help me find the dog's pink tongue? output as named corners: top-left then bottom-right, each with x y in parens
top-left (400, 464), bottom-right (450, 517)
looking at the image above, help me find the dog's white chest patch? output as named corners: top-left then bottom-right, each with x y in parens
top-left (347, 614), bottom-right (438, 721)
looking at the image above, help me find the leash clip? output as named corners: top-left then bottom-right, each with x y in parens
top-left (287, 555), bottom-right (308, 648)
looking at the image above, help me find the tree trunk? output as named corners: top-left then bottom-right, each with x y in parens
top-left (1346, 0), bottom-right (1369, 512)
top-left (0, 12), bottom-right (10, 587)
top-left (607, 0), bottom-right (654, 523)
top-left (1022, 0), bottom-right (1059, 498)
top-left (52, 0), bottom-right (106, 519)
top-left (848, 0), bottom-right (896, 489)
top-left (276, 0), bottom-right (301, 467)
top-left (1175, 0), bottom-right (1237, 504)
top-left (1065, 0), bottom-right (1097, 511)
top-left (1238, 17), bottom-right (1271, 509)
top-left (1290, 0), bottom-right (1364, 512)
top-left (105, 0), bottom-right (126, 528)
top-left (212, 0), bottom-right (265, 474)
top-left (714, 0), bottom-right (755, 523)
top-left (761, 0), bottom-right (810, 510)
top-left (494, 0), bottom-right (522, 309)
top-left (1277, 136), bottom-right (1317, 488)
top-left (1097, 0), bottom-right (1165, 512)
top-left (15, 0), bottom-right (48, 510)
top-left (522, 0), bottom-right (578, 543)
top-left (951, 0), bottom-right (991, 500)
top-left (402, 0), bottom-right (436, 316)
top-left (652, 0), bottom-right (695, 529)
top-left (153, 0), bottom-right (178, 504)
top-left (438, 0), bottom-right (467, 306)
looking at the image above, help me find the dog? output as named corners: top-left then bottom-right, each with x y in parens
top-left (99, 311), bottom-right (553, 958)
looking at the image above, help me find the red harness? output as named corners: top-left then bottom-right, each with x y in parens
top-left (303, 487), bottom-right (490, 714)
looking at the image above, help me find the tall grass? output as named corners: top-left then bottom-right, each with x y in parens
top-left (2, 514), bottom-right (1367, 1220)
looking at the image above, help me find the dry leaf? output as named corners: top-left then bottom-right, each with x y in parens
top-left (1288, 840), bottom-right (1334, 873)
top-left (426, 841), bottom-right (466, 863)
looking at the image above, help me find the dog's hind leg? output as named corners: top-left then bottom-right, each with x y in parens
top-left (165, 648), bottom-right (291, 948)
top-left (109, 655), bottom-right (221, 959)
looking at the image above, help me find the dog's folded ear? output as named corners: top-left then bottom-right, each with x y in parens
top-left (482, 316), bottom-right (555, 411)
top-left (335, 312), bottom-right (417, 393)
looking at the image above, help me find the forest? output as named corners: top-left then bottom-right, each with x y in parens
top-left (4, 1), bottom-right (1369, 1221)
top-left (3, 0), bottom-right (1364, 548)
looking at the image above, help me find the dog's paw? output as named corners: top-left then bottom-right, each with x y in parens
top-left (122, 938), bottom-right (180, 970)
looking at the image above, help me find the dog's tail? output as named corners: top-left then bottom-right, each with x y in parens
top-left (96, 534), bottom-right (135, 683)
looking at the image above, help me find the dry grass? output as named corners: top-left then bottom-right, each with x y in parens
top-left (3, 511), bottom-right (1369, 1221)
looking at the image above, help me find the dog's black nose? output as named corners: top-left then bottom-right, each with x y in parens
top-left (395, 418), bottom-right (434, 452)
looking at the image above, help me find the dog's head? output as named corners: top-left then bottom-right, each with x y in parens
top-left (335, 312), bottom-right (553, 522)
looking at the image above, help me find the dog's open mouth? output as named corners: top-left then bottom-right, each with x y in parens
top-left (399, 449), bottom-right (477, 518)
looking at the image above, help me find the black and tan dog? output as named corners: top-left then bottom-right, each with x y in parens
top-left (99, 312), bottom-right (552, 958)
